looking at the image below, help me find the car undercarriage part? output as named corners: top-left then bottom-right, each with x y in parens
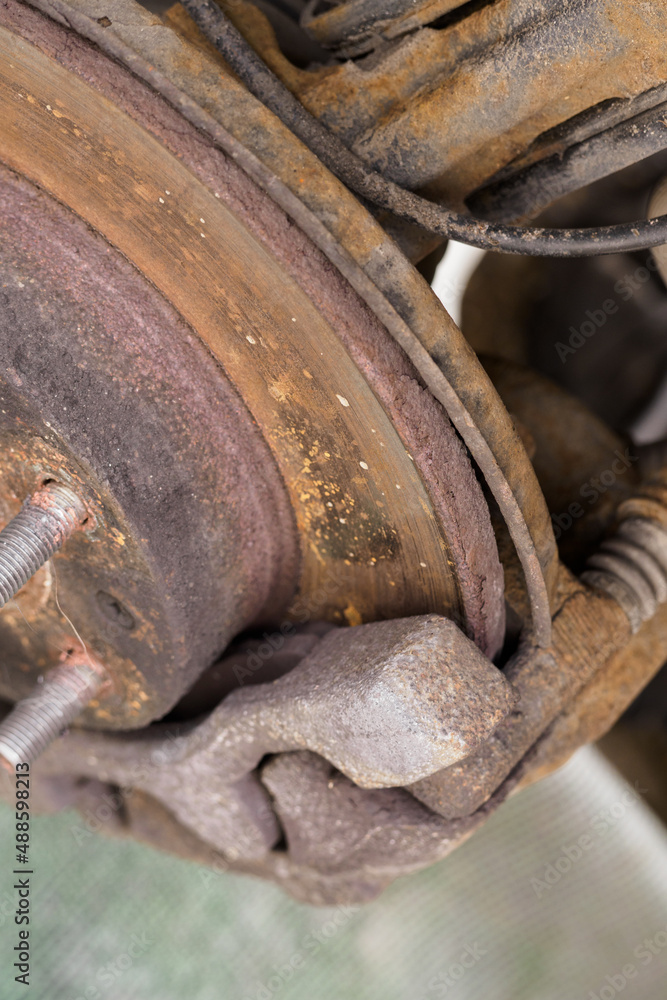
top-left (1, 0), bottom-right (667, 903)
top-left (0, 483), bottom-right (89, 606)
top-left (178, 0), bottom-right (667, 257)
top-left (0, 651), bottom-right (106, 768)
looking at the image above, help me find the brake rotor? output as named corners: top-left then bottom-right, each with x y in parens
top-left (0, 0), bottom-right (504, 726)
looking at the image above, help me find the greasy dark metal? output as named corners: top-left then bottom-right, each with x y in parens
top-left (476, 80), bottom-right (667, 191)
top-left (289, 0), bottom-right (667, 204)
top-left (302, 0), bottom-right (468, 56)
top-left (0, 0), bottom-right (508, 653)
top-left (0, 483), bottom-right (87, 607)
top-left (178, 0), bottom-right (667, 258)
top-left (649, 175), bottom-right (667, 287)
top-left (17, 0), bottom-right (554, 648)
top-left (0, 163), bottom-right (300, 728)
top-left (470, 101), bottom-right (667, 224)
top-left (0, 650), bottom-right (106, 767)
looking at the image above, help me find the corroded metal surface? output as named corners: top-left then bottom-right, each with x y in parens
top-left (520, 601), bottom-right (667, 790)
top-left (0, 0), bottom-right (665, 905)
top-left (411, 575), bottom-right (632, 819)
top-left (0, 483), bottom-right (88, 607)
top-left (471, 94), bottom-right (667, 224)
top-left (117, 783), bottom-right (508, 905)
top-left (414, 501), bottom-right (667, 821)
top-left (0, 3), bottom-right (506, 652)
top-left (521, 477), bottom-right (667, 784)
top-left (0, 649), bottom-right (106, 767)
top-left (0, 618), bottom-right (519, 899)
top-left (233, 0), bottom-right (667, 205)
top-left (0, 559), bottom-right (652, 902)
top-left (14, 617), bottom-right (514, 859)
top-left (0, 163), bottom-right (299, 727)
top-left (19, 0), bottom-right (556, 645)
top-left (302, 0), bottom-right (467, 56)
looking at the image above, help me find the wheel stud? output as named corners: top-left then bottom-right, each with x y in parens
top-left (0, 653), bottom-right (106, 768)
top-left (0, 482), bottom-right (88, 609)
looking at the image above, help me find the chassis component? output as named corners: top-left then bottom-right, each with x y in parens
top-left (0, 0), bottom-right (667, 903)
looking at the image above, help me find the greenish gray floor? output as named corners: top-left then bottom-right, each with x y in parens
top-left (1, 748), bottom-right (666, 1000)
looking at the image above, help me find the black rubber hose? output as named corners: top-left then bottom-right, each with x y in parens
top-left (181, 0), bottom-right (667, 257)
